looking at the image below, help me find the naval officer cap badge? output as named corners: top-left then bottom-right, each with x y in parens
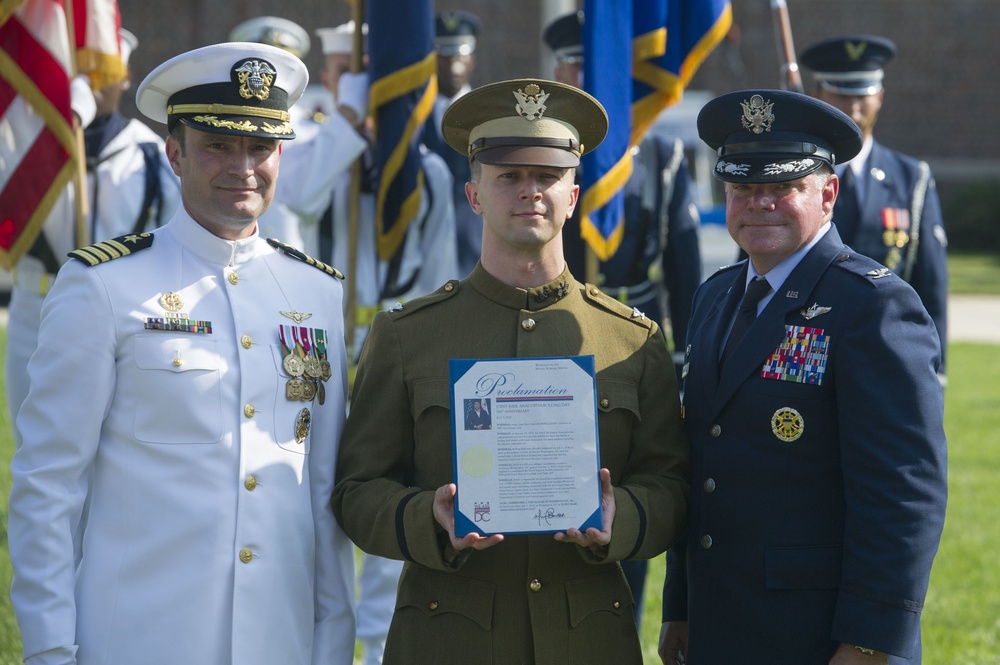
top-left (136, 41), bottom-right (308, 140)
top-left (442, 78), bottom-right (607, 168)
top-left (698, 88), bottom-right (862, 184)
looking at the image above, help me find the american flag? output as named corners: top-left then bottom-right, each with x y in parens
top-left (0, 0), bottom-right (121, 269)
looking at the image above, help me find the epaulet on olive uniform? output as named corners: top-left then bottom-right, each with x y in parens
top-left (582, 283), bottom-right (655, 330)
top-left (385, 279), bottom-right (460, 320)
top-left (68, 232), bottom-right (154, 266)
top-left (267, 238), bottom-right (344, 279)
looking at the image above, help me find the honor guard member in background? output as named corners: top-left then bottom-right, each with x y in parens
top-left (333, 78), bottom-right (690, 665)
top-left (659, 90), bottom-right (947, 665)
top-left (228, 15), bottom-right (367, 250)
top-left (312, 22), bottom-right (456, 664)
top-left (543, 9), bottom-right (702, 625)
top-left (312, 21), bottom-right (458, 357)
top-left (9, 42), bottom-right (357, 665)
top-left (799, 35), bottom-right (948, 383)
top-left (4, 29), bottom-right (181, 441)
top-left (422, 9), bottom-right (483, 277)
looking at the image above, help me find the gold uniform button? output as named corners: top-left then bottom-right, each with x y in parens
top-left (613, 601), bottom-right (621, 609)
top-left (589, 287), bottom-right (600, 296)
top-left (172, 357), bottom-right (183, 367)
top-left (600, 398), bottom-right (610, 408)
top-left (239, 547), bottom-right (253, 563)
top-left (245, 475), bottom-right (257, 491)
top-left (244, 403), bottom-right (255, 418)
top-left (709, 424), bottom-right (722, 437)
top-left (241, 335), bottom-right (252, 349)
top-left (521, 318), bottom-right (536, 331)
top-left (228, 271), bottom-right (239, 285)
top-left (429, 601), bottom-right (439, 611)
top-left (529, 579), bottom-right (542, 592)
top-left (444, 282), bottom-right (455, 292)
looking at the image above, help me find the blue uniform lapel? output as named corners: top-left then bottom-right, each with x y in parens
top-left (713, 228), bottom-right (847, 413)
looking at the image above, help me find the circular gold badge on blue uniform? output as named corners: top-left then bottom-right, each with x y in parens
top-left (771, 407), bottom-right (804, 442)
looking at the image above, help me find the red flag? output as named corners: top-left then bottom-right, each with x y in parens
top-left (0, 0), bottom-right (78, 268)
top-left (0, 0), bottom-right (121, 269)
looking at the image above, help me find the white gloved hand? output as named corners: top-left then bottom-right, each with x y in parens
top-left (336, 71), bottom-right (369, 125)
top-left (70, 74), bottom-right (96, 128)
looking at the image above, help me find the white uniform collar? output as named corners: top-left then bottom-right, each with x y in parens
top-left (168, 209), bottom-right (261, 267)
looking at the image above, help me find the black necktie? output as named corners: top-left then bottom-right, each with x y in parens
top-left (721, 277), bottom-right (771, 366)
top-left (835, 167), bottom-right (860, 242)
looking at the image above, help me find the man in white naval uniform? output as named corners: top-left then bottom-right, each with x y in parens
top-left (4, 29), bottom-right (181, 436)
top-left (228, 15), bottom-right (368, 250)
top-left (9, 42), bottom-right (356, 665)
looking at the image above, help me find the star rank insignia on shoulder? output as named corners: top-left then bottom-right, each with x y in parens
top-left (68, 233), bottom-right (154, 266)
top-left (266, 238), bottom-right (344, 279)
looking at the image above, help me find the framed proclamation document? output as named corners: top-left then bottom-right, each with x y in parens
top-left (449, 356), bottom-right (602, 536)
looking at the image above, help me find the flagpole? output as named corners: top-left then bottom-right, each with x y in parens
top-left (345, 0), bottom-right (365, 359)
top-left (64, 0), bottom-right (90, 248)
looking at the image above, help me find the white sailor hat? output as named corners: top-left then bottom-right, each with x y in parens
top-left (136, 42), bottom-right (308, 140)
top-left (228, 16), bottom-right (311, 58)
top-left (442, 78), bottom-right (607, 168)
top-left (315, 21), bottom-right (368, 56)
top-left (119, 28), bottom-right (138, 67)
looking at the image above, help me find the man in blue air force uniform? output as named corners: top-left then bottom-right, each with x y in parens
top-left (659, 90), bottom-right (947, 665)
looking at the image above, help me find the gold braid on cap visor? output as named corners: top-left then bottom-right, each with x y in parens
top-left (167, 103), bottom-right (291, 122)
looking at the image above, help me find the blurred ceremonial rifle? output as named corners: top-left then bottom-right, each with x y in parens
top-left (770, 0), bottom-right (804, 92)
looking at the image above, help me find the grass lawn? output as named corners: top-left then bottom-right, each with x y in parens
top-left (1, 249), bottom-right (998, 663)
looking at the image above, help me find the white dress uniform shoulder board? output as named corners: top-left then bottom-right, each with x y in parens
top-left (266, 238), bottom-right (344, 279)
top-left (67, 232), bottom-right (155, 267)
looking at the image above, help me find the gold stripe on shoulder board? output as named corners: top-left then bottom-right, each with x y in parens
top-left (266, 238), bottom-right (344, 279)
top-left (68, 233), bottom-right (154, 266)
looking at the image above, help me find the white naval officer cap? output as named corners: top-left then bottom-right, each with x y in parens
top-left (135, 42), bottom-right (308, 140)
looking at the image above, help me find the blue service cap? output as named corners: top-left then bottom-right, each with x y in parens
top-left (799, 35), bottom-right (897, 96)
top-left (435, 10), bottom-right (481, 57)
top-left (543, 11), bottom-right (584, 63)
top-left (698, 89), bottom-right (862, 183)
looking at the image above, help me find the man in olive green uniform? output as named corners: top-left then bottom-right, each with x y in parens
top-left (332, 78), bottom-right (690, 664)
